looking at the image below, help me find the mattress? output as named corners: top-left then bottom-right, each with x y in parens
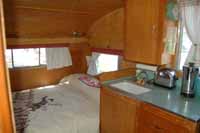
top-left (13, 74), bottom-right (100, 133)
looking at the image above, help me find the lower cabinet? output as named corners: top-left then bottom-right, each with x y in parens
top-left (138, 103), bottom-right (199, 133)
top-left (100, 87), bottom-right (139, 133)
top-left (100, 87), bottom-right (199, 133)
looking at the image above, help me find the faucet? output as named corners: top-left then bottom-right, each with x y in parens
top-left (135, 70), bottom-right (154, 85)
top-left (136, 70), bottom-right (148, 80)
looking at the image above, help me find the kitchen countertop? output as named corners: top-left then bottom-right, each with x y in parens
top-left (102, 76), bottom-right (200, 122)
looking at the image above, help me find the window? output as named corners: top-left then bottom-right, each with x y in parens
top-left (5, 48), bottom-right (46, 68)
top-left (96, 53), bottom-right (119, 74)
top-left (178, 26), bottom-right (192, 70)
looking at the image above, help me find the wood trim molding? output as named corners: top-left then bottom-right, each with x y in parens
top-left (91, 48), bottom-right (123, 56)
top-left (0, 0), bottom-right (14, 132)
top-left (7, 42), bottom-right (90, 49)
top-left (7, 43), bottom-right (73, 49)
top-left (6, 37), bottom-right (88, 46)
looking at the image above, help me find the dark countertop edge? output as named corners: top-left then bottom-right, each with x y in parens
top-left (101, 77), bottom-right (200, 123)
top-left (142, 100), bottom-right (200, 123)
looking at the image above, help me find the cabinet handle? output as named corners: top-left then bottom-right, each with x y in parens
top-left (152, 25), bottom-right (157, 33)
top-left (152, 25), bottom-right (156, 31)
top-left (152, 25), bottom-right (158, 39)
top-left (154, 125), bottom-right (165, 131)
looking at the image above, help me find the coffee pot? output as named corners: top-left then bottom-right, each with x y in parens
top-left (181, 63), bottom-right (199, 97)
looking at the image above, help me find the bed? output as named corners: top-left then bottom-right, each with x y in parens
top-left (12, 74), bottom-right (100, 133)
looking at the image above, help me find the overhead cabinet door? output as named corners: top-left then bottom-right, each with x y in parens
top-left (125, 0), bottom-right (164, 65)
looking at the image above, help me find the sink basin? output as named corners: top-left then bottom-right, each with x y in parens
top-left (110, 81), bottom-right (151, 95)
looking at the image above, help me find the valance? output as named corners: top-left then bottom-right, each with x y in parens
top-left (178, 0), bottom-right (200, 6)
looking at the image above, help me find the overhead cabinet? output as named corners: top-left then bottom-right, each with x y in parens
top-left (125, 0), bottom-right (166, 65)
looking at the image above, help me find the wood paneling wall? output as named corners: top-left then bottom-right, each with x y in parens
top-left (88, 8), bottom-right (124, 50)
top-left (3, 0), bottom-right (123, 39)
top-left (89, 8), bottom-right (136, 69)
top-left (4, 7), bottom-right (99, 38)
top-left (9, 46), bottom-right (90, 91)
top-left (98, 68), bottom-right (135, 82)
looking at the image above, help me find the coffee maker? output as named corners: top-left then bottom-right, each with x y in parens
top-left (181, 63), bottom-right (199, 97)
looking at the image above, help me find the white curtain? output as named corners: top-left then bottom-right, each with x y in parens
top-left (46, 47), bottom-right (72, 70)
top-left (87, 52), bottom-right (100, 76)
top-left (180, 1), bottom-right (200, 66)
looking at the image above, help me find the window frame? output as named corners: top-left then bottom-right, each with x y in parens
top-left (6, 48), bottom-right (46, 69)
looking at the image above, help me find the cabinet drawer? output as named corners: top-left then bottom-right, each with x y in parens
top-left (138, 103), bottom-right (198, 133)
top-left (139, 110), bottom-right (188, 133)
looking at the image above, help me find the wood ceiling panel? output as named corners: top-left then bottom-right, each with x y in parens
top-left (71, 0), bottom-right (123, 12)
top-left (13, 0), bottom-right (76, 11)
top-left (5, 8), bottom-right (100, 38)
top-left (3, 0), bottom-right (123, 39)
top-left (7, 0), bottom-right (123, 14)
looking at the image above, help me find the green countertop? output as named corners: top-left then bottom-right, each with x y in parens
top-left (102, 76), bottom-right (200, 122)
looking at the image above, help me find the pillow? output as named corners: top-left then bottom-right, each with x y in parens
top-left (59, 74), bottom-right (100, 104)
top-left (78, 75), bottom-right (100, 88)
top-left (60, 73), bottom-right (100, 88)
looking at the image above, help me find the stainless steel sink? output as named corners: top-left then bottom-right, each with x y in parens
top-left (110, 81), bottom-right (151, 95)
